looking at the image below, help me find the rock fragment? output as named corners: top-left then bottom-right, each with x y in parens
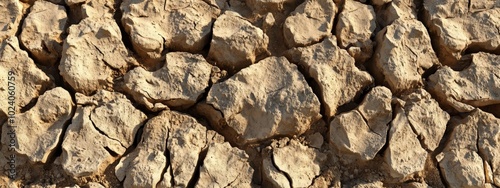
top-left (436, 110), bottom-right (496, 187)
top-left (123, 52), bottom-right (213, 111)
top-left (423, 0), bottom-right (500, 66)
top-left (336, 0), bottom-right (376, 62)
top-left (19, 0), bottom-right (67, 65)
top-left (283, 0), bottom-right (336, 48)
top-left (377, 0), bottom-right (418, 27)
top-left (196, 142), bottom-right (254, 187)
top-left (384, 102), bottom-right (427, 180)
top-left (401, 89), bottom-right (449, 151)
top-left (208, 11), bottom-right (269, 72)
top-left (60, 90), bottom-right (147, 177)
top-left (285, 36), bottom-right (373, 118)
top-left (428, 52), bottom-right (500, 113)
top-left (206, 56), bottom-right (321, 145)
top-left (1, 87), bottom-right (73, 163)
top-left (0, 0), bottom-right (23, 42)
top-left (116, 110), bottom-right (222, 188)
top-left (59, 17), bottom-right (137, 95)
top-left (329, 86), bottom-right (392, 161)
top-left (0, 37), bottom-right (52, 115)
top-left (262, 139), bottom-right (327, 187)
top-left (374, 18), bottom-right (440, 93)
top-left (121, 0), bottom-right (220, 62)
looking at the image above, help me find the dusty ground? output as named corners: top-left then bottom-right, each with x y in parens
top-left (0, 0), bottom-right (500, 187)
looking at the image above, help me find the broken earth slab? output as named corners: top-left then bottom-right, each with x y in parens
top-left (115, 109), bottom-right (233, 188)
top-left (0, 0), bottom-right (23, 42)
top-left (196, 142), bottom-right (255, 187)
top-left (205, 56), bottom-right (321, 145)
top-left (435, 109), bottom-right (499, 187)
top-left (423, 0), bottom-right (500, 66)
top-left (285, 36), bottom-right (373, 118)
top-left (19, 0), bottom-right (68, 66)
top-left (59, 90), bottom-right (147, 178)
top-left (374, 18), bottom-right (440, 93)
top-left (121, 0), bottom-right (220, 62)
top-left (335, 0), bottom-right (376, 63)
top-left (400, 88), bottom-right (450, 151)
top-left (438, 109), bottom-right (500, 187)
top-left (58, 16), bottom-right (138, 95)
top-left (329, 86), bottom-right (392, 162)
top-left (123, 52), bottom-right (213, 112)
top-left (0, 87), bottom-right (74, 164)
top-left (0, 37), bottom-right (52, 116)
top-left (377, 0), bottom-right (418, 27)
top-left (428, 52), bottom-right (500, 113)
top-left (262, 138), bottom-right (327, 188)
top-left (208, 11), bottom-right (269, 72)
top-left (283, 0), bottom-right (336, 48)
top-left (383, 99), bottom-right (427, 181)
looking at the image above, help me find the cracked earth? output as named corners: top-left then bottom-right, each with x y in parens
top-left (0, 0), bottom-right (500, 187)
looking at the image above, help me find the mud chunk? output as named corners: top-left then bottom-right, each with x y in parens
top-left (116, 110), bottom-right (223, 187)
top-left (336, 0), bottom-right (376, 62)
top-left (330, 86), bottom-right (392, 161)
top-left (0, 37), bottom-right (52, 116)
top-left (0, 0), bottom-right (23, 42)
top-left (423, 0), bottom-right (500, 66)
top-left (1, 87), bottom-right (73, 163)
top-left (262, 139), bottom-right (327, 187)
top-left (123, 52), bottom-right (213, 111)
top-left (60, 90), bottom-right (147, 178)
top-left (283, 0), bottom-right (336, 48)
top-left (384, 103), bottom-right (427, 180)
top-left (19, 0), bottom-right (67, 65)
top-left (401, 89), bottom-right (450, 151)
top-left (208, 11), bottom-right (269, 72)
top-left (196, 142), bottom-right (254, 188)
top-left (374, 18), bottom-right (439, 93)
top-left (59, 17), bottom-right (137, 95)
top-left (428, 52), bottom-right (500, 113)
top-left (285, 36), bottom-right (373, 118)
top-left (206, 56), bottom-right (321, 145)
top-left (435, 110), bottom-right (500, 187)
top-left (121, 0), bottom-right (220, 62)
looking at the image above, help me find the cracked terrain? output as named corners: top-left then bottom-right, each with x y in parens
top-left (0, 0), bottom-right (500, 187)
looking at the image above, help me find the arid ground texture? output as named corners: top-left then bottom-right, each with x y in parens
top-left (1, 0), bottom-right (500, 187)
